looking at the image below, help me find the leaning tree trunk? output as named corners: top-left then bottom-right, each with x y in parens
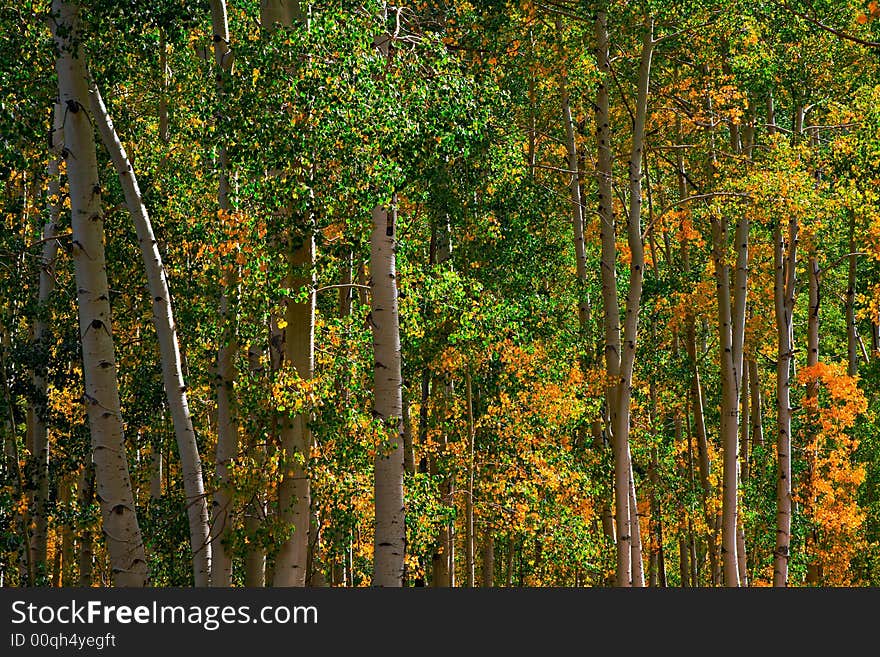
top-left (370, 202), bottom-right (406, 587)
top-left (51, 0), bottom-right (147, 586)
top-left (89, 82), bottom-right (212, 587)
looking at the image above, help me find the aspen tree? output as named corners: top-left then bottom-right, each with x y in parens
top-left (209, 0), bottom-right (237, 587)
top-left (27, 101), bottom-right (63, 582)
top-left (89, 82), bottom-right (212, 587)
top-left (51, 0), bottom-right (147, 587)
top-left (260, 0), bottom-right (315, 589)
top-left (370, 200), bottom-right (406, 587)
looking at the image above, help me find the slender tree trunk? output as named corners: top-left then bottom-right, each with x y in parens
top-left (594, 8), bottom-right (630, 586)
top-left (208, 0), bottom-right (238, 588)
top-left (773, 216), bottom-right (797, 587)
top-left (805, 254), bottom-right (820, 584)
top-left (27, 101), bottom-right (64, 583)
top-left (370, 201), bottom-right (406, 587)
top-left (748, 359), bottom-right (763, 447)
top-left (846, 213), bottom-right (858, 377)
top-left (465, 369), bottom-right (476, 587)
top-left (60, 478), bottom-right (75, 585)
top-left (158, 29), bottom-right (169, 143)
top-left (244, 344), bottom-right (266, 587)
top-left (273, 235), bottom-right (315, 586)
top-left (482, 530), bottom-right (494, 587)
top-left (89, 81), bottom-right (212, 587)
top-left (77, 461), bottom-right (95, 586)
top-left (710, 205), bottom-right (748, 587)
top-left (52, 0), bottom-right (147, 587)
top-left (610, 20), bottom-right (654, 589)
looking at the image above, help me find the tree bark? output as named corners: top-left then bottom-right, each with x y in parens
top-left (709, 204), bottom-right (748, 586)
top-left (370, 202), bottom-right (406, 587)
top-left (209, 0), bottom-right (238, 588)
top-left (52, 0), bottom-right (148, 587)
top-left (773, 216), bottom-right (797, 587)
top-left (273, 235), bottom-right (315, 587)
top-left (27, 101), bottom-right (64, 583)
top-left (846, 213), bottom-right (858, 376)
top-left (465, 369), bottom-right (476, 587)
top-left (89, 81), bottom-right (212, 587)
top-left (594, 7), bottom-right (630, 586)
top-left (77, 461), bottom-right (95, 586)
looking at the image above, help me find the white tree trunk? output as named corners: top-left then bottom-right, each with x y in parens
top-left (27, 101), bottom-right (64, 580)
top-left (371, 203), bottom-right (406, 587)
top-left (273, 236), bottom-right (315, 586)
top-left (51, 0), bottom-right (147, 587)
top-left (89, 82), bottom-right (212, 587)
top-left (773, 217), bottom-right (797, 587)
top-left (208, 0), bottom-right (239, 587)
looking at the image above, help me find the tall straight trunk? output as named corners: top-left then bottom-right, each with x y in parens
top-left (685, 322), bottom-right (719, 584)
top-left (740, 360), bottom-right (750, 484)
top-left (158, 30), bottom-right (169, 143)
top-left (482, 531), bottom-right (494, 587)
top-left (710, 205), bottom-right (748, 587)
top-left (846, 213), bottom-right (858, 377)
top-left (748, 359), bottom-right (763, 447)
top-left (244, 346), bottom-right (266, 587)
top-left (273, 234), bottom-right (315, 586)
top-left (594, 8), bottom-right (629, 586)
top-left (89, 82), bottom-right (212, 587)
top-left (259, 0), bottom-right (313, 588)
top-left (557, 17), bottom-right (589, 332)
top-left (465, 369), bottom-right (476, 587)
top-left (738, 356), bottom-right (750, 585)
top-left (370, 202), bottom-right (406, 587)
top-left (612, 20), bottom-right (654, 588)
top-left (77, 461), bottom-right (95, 586)
top-left (648, 446), bottom-right (666, 587)
top-left (27, 101), bottom-right (64, 582)
top-left (209, 0), bottom-right (238, 588)
top-left (559, 16), bottom-right (612, 548)
top-left (60, 479), bottom-right (75, 585)
top-left (51, 0), bottom-right (147, 587)
top-left (805, 255), bottom-right (820, 584)
top-left (773, 217), bottom-right (797, 587)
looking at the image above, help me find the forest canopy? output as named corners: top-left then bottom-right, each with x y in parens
top-left (2, 0), bottom-right (880, 588)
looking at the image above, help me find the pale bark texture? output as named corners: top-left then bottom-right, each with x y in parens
top-left (846, 214), bottom-right (858, 376)
top-left (77, 461), bottom-right (95, 586)
top-left (773, 216), bottom-right (797, 587)
top-left (610, 18), bottom-right (654, 588)
top-left (259, 0), bottom-right (314, 589)
top-left (465, 370), bottom-right (476, 587)
top-left (594, 8), bottom-right (629, 586)
top-left (273, 235), bottom-right (315, 587)
top-left (710, 206), bottom-right (748, 587)
top-left (209, 0), bottom-right (238, 587)
top-left (89, 81), bottom-right (212, 587)
top-left (27, 101), bottom-right (63, 581)
top-left (52, 0), bottom-right (147, 587)
top-left (370, 203), bottom-right (406, 587)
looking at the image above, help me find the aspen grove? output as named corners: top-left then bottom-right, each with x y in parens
top-left (3, 0), bottom-right (880, 588)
